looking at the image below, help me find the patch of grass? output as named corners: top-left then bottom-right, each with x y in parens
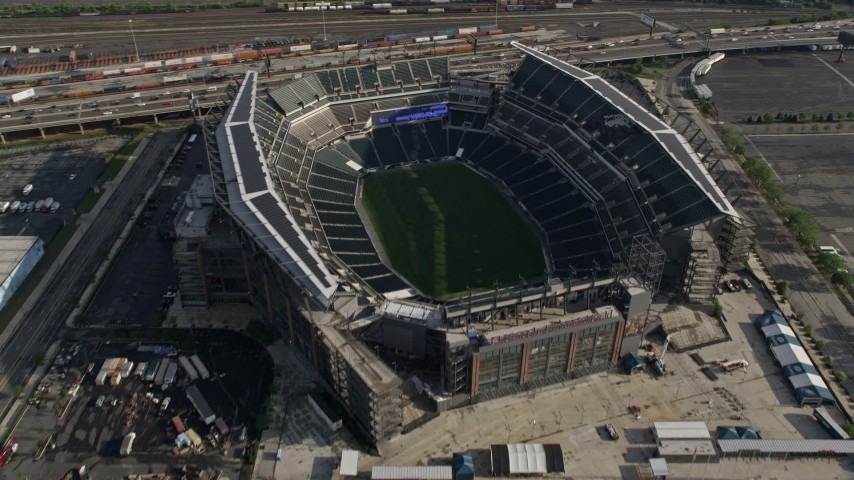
top-left (76, 189), bottom-right (104, 214)
top-left (101, 156), bottom-right (128, 182)
top-left (361, 162), bottom-right (545, 299)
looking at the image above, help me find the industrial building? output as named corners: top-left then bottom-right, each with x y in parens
top-left (194, 43), bottom-right (745, 444)
top-left (0, 236), bottom-right (44, 311)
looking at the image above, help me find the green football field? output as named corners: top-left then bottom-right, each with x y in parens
top-left (361, 162), bottom-right (546, 300)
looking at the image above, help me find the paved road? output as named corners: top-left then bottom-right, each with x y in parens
top-left (0, 28), bottom-right (839, 135)
top-left (0, 131), bottom-right (175, 420)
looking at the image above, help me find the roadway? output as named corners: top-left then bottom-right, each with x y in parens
top-left (0, 25), bottom-right (843, 136)
top-left (0, 132), bottom-right (175, 421)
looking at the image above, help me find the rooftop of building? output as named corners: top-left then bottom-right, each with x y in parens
top-left (0, 236), bottom-right (40, 282)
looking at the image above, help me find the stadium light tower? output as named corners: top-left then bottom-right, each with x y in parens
top-left (321, 7), bottom-right (328, 42)
top-left (128, 20), bottom-right (140, 62)
top-left (495, 0), bottom-right (499, 27)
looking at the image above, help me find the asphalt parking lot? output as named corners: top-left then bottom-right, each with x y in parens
top-left (83, 136), bottom-right (209, 326)
top-left (704, 51), bottom-right (854, 123)
top-left (704, 51), bottom-right (854, 259)
top-left (742, 134), bottom-right (854, 258)
top-left (10, 331), bottom-right (272, 479)
top-left (0, 137), bottom-right (126, 241)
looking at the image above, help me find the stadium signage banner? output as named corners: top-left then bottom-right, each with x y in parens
top-left (488, 308), bottom-right (616, 345)
top-left (371, 103), bottom-right (448, 126)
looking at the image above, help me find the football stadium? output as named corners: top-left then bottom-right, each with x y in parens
top-left (197, 43), bottom-right (752, 444)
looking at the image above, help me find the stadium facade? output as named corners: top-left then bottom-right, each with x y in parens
top-left (194, 43), bottom-right (749, 444)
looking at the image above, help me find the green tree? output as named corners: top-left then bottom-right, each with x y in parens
top-left (834, 370), bottom-right (847, 383)
top-left (816, 252), bottom-right (847, 275)
top-left (775, 112), bottom-right (783, 121)
top-left (780, 205), bottom-right (819, 247)
top-left (799, 112), bottom-right (807, 122)
top-left (816, 340), bottom-right (826, 352)
top-left (823, 354), bottom-right (833, 366)
top-left (13, 385), bottom-right (24, 398)
top-left (720, 128), bottom-right (746, 155)
top-left (847, 112), bottom-right (854, 120)
top-left (762, 112), bottom-right (774, 123)
top-left (826, 113), bottom-right (834, 122)
top-left (746, 115), bottom-right (753, 124)
top-left (831, 270), bottom-right (853, 287)
top-left (742, 157), bottom-right (776, 191)
top-left (777, 280), bottom-right (789, 295)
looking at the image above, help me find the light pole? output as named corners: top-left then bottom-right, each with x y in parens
top-left (528, 418), bottom-right (536, 439)
top-left (321, 7), bottom-right (328, 42)
top-left (494, 0), bottom-right (499, 28)
top-left (128, 20), bottom-right (140, 62)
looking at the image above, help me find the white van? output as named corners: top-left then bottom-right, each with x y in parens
top-left (819, 245), bottom-right (839, 255)
top-left (10, 201), bottom-right (21, 212)
top-left (741, 278), bottom-right (753, 290)
top-left (22, 184), bottom-right (33, 196)
top-left (0, 201), bottom-right (9, 213)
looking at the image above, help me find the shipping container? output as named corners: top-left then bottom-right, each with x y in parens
top-left (184, 56), bottom-right (203, 64)
top-left (387, 34), bottom-right (410, 42)
top-left (144, 360), bottom-right (160, 382)
top-left (163, 74), bottom-right (188, 84)
top-left (521, 25), bottom-right (537, 32)
top-left (189, 355), bottom-right (210, 380)
top-left (172, 416), bottom-right (185, 433)
top-left (414, 37), bottom-right (431, 43)
top-left (144, 61), bottom-right (162, 69)
top-left (103, 69), bottom-right (122, 76)
top-left (458, 27), bottom-right (477, 35)
top-left (120, 361), bottom-right (134, 378)
top-left (432, 35), bottom-right (448, 41)
top-left (164, 59), bottom-right (182, 66)
top-left (388, 8), bottom-right (407, 13)
top-left (261, 48), bottom-right (283, 56)
top-left (84, 73), bottom-right (105, 81)
top-left (123, 68), bottom-right (143, 75)
top-left (178, 356), bottom-right (199, 382)
top-left (486, 29), bottom-right (504, 35)
top-left (479, 24), bottom-right (498, 31)
top-left (437, 28), bottom-right (457, 36)
top-left (337, 41), bottom-right (358, 50)
top-left (163, 361), bottom-right (178, 386)
top-left (288, 44), bottom-right (311, 53)
top-left (210, 53), bottom-right (234, 61)
top-left (372, 2), bottom-right (392, 8)
top-left (427, 8), bottom-right (444, 13)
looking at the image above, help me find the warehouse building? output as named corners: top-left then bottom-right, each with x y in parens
top-left (0, 236), bottom-right (44, 312)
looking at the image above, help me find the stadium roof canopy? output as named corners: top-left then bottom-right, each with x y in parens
top-left (511, 42), bottom-right (738, 231)
top-left (370, 466), bottom-right (453, 479)
top-left (490, 444), bottom-right (565, 476)
top-left (652, 421), bottom-right (712, 441)
top-left (718, 439), bottom-right (854, 455)
top-left (754, 309), bottom-right (787, 328)
top-left (215, 70), bottom-right (338, 305)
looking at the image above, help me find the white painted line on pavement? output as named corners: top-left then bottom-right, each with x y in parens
top-left (812, 54), bottom-right (854, 87)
